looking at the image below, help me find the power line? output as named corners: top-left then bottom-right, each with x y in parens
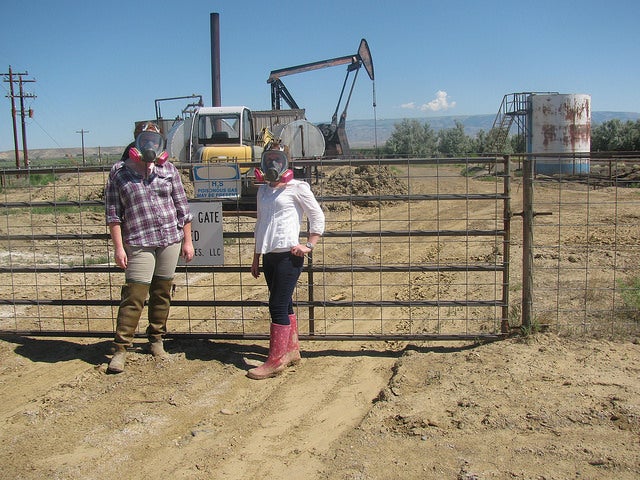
top-left (30, 116), bottom-right (69, 151)
top-left (76, 129), bottom-right (89, 165)
top-left (2, 66), bottom-right (36, 168)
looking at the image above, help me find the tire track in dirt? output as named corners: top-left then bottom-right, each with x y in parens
top-left (208, 348), bottom-right (397, 479)
top-left (0, 337), bottom-right (400, 480)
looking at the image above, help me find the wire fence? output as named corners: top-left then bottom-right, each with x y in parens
top-left (523, 154), bottom-right (640, 337)
top-left (0, 154), bottom-right (638, 341)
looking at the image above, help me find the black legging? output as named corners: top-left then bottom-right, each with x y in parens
top-left (262, 251), bottom-right (304, 325)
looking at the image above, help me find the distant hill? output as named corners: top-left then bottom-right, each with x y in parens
top-left (0, 146), bottom-right (124, 163)
top-left (1, 112), bottom-right (638, 159)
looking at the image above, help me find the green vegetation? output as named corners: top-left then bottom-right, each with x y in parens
top-left (592, 119), bottom-right (640, 151)
top-left (0, 171), bottom-right (58, 194)
top-left (31, 205), bottom-right (104, 215)
top-left (617, 276), bottom-right (640, 321)
top-left (5, 203), bottom-right (103, 216)
top-left (28, 172), bottom-right (57, 186)
top-left (380, 118), bottom-right (640, 157)
top-left (0, 155), bottom-right (120, 170)
top-left (460, 165), bottom-right (486, 177)
top-left (520, 317), bottom-right (545, 337)
top-left (76, 255), bottom-right (109, 266)
top-left (382, 118), bottom-right (521, 157)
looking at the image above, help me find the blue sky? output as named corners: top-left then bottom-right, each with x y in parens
top-left (1, 0), bottom-right (639, 151)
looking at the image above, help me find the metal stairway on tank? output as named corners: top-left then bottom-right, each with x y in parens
top-left (487, 92), bottom-right (559, 153)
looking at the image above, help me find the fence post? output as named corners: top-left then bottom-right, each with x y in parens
top-left (521, 154), bottom-right (534, 330)
top-left (306, 219), bottom-right (315, 335)
top-left (501, 155), bottom-right (511, 333)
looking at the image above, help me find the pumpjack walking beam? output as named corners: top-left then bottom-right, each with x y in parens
top-left (267, 39), bottom-right (374, 156)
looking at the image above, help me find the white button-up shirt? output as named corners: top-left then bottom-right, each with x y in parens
top-left (254, 179), bottom-right (325, 254)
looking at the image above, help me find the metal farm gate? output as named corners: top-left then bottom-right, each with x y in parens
top-left (0, 157), bottom-right (511, 341)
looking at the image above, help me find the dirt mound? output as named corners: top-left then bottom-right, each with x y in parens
top-left (318, 164), bottom-right (407, 210)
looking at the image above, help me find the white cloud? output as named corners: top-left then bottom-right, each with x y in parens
top-left (401, 91), bottom-right (456, 112)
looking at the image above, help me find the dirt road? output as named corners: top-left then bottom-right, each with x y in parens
top-left (0, 333), bottom-right (638, 479)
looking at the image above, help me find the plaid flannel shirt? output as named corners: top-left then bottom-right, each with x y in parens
top-left (105, 160), bottom-right (193, 247)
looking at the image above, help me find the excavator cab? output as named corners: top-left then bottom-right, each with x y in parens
top-left (198, 113), bottom-right (240, 145)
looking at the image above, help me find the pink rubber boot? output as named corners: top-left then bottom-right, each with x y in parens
top-left (247, 323), bottom-right (290, 380)
top-left (284, 313), bottom-right (301, 366)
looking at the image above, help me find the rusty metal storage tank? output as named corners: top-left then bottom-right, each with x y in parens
top-left (528, 93), bottom-right (591, 175)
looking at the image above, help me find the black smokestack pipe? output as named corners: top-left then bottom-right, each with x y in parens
top-left (210, 12), bottom-right (221, 107)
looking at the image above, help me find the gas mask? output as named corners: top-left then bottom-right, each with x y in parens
top-left (258, 149), bottom-right (293, 183)
top-left (130, 131), bottom-right (168, 165)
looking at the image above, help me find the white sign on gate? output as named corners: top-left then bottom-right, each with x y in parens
top-left (193, 163), bottom-right (241, 199)
top-left (179, 201), bottom-right (224, 266)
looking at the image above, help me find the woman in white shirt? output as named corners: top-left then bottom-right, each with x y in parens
top-left (249, 148), bottom-right (325, 380)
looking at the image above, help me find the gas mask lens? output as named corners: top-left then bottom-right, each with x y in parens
top-left (135, 131), bottom-right (164, 163)
top-left (261, 150), bottom-right (288, 182)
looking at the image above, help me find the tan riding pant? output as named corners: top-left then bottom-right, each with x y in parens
top-left (124, 243), bottom-right (182, 284)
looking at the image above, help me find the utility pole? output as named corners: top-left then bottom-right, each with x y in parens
top-left (2, 66), bottom-right (36, 169)
top-left (76, 129), bottom-right (89, 165)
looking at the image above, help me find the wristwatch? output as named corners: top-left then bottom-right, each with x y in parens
top-left (305, 242), bottom-right (315, 250)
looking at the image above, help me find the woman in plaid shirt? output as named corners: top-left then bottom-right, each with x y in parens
top-left (104, 122), bottom-right (194, 373)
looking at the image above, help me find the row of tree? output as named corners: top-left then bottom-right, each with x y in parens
top-left (591, 119), bottom-right (640, 151)
top-left (381, 118), bottom-right (640, 156)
